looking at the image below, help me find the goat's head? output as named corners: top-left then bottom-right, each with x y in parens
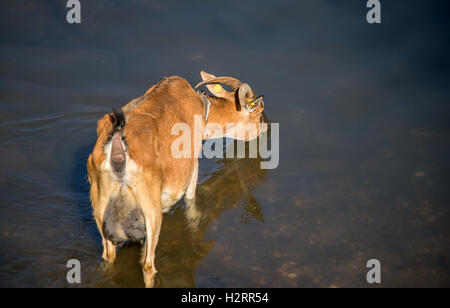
top-left (195, 70), bottom-right (268, 141)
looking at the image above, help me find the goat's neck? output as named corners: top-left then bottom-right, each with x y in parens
top-left (203, 96), bottom-right (240, 139)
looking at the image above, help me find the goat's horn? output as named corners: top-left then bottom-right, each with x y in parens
top-left (238, 83), bottom-right (253, 108)
top-left (195, 77), bottom-right (242, 91)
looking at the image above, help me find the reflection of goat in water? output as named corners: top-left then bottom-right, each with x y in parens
top-left (186, 154), bottom-right (267, 234)
top-left (87, 71), bottom-right (268, 287)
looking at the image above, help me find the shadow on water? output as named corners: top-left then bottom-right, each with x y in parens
top-left (70, 138), bottom-right (267, 287)
top-left (70, 141), bottom-right (101, 245)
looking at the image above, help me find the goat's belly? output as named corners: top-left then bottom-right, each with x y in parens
top-left (161, 190), bottom-right (185, 213)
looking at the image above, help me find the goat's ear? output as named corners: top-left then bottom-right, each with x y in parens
top-left (199, 70), bottom-right (229, 98)
top-left (200, 70), bottom-right (216, 81)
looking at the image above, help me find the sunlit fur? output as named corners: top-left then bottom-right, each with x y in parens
top-left (87, 71), bottom-right (266, 287)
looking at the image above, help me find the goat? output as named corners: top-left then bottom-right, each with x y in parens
top-left (87, 70), bottom-right (267, 287)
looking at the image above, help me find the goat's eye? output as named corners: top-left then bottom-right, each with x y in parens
top-left (246, 95), bottom-right (263, 112)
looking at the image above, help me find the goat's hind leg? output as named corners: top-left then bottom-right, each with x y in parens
top-left (90, 181), bottom-right (117, 264)
top-left (93, 204), bottom-right (117, 265)
top-left (136, 183), bottom-right (163, 288)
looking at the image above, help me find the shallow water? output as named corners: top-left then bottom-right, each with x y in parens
top-left (0, 0), bottom-right (449, 287)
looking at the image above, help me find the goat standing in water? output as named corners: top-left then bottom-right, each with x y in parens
top-left (87, 71), bottom-right (267, 287)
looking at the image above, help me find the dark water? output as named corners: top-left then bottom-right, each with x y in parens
top-left (1, 0), bottom-right (449, 287)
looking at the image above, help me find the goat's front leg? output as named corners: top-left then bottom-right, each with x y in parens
top-left (184, 159), bottom-right (202, 231)
top-left (185, 158), bottom-right (199, 200)
top-left (137, 185), bottom-right (163, 288)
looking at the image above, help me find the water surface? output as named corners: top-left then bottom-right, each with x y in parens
top-left (0, 0), bottom-right (449, 287)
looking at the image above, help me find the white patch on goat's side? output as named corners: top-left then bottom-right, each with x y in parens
top-left (161, 190), bottom-right (184, 213)
top-left (161, 191), bottom-right (172, 212)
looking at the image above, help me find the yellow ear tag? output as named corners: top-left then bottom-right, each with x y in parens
top-left (245, 98), bottom-right (253, 103)
top-left (213, 84), bottom-right (223, 93)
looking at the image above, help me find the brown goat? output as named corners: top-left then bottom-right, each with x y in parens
top-left (87, 71), bottom-right (267, 287)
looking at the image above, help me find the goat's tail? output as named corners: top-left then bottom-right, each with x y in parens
top-left (108, 109), bottom-right (126, 176)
